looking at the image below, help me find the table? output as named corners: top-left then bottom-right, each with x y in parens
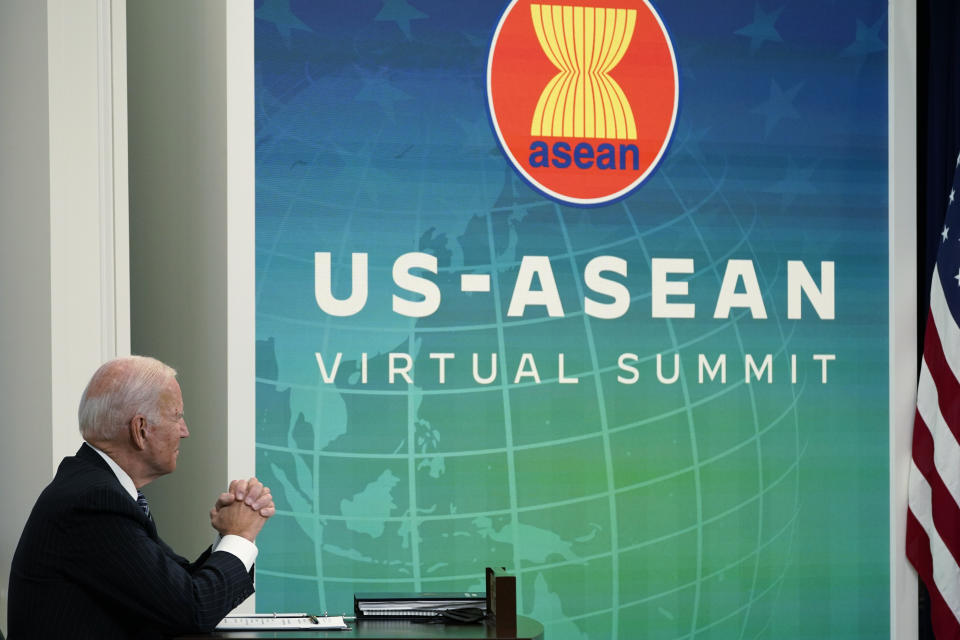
top-left (176, 615), bottom-right (544, 640)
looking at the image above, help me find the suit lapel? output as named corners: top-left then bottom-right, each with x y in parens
top-left (76, 444), bottom-right (159, 538)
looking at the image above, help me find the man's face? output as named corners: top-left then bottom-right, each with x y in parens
top-left (144, 378), bottom-right (189, 476)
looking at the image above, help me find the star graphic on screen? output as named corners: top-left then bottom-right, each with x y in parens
top-left (462, 30), bottom-right (488, 50)
top-left (256, 0), bottom-right (312, 49)
top-left (942, 226), bottom-right (950, 242)
top-left (734, 3), bottom-right (784, 53)
top-left (375, 0), bottom-right (427, 40)
top-left (840, 17), bottom-right (886, 58)
top-left (768, 157), bottom-right (817, 205)
top-left (954, 267), bottom-right (960, 287)
top-left (951, 188), bottom-right (956, 206)
top-left (674, 122), bottom-right (710, 167)
top-left (752, 80), bottom-right (802, 137)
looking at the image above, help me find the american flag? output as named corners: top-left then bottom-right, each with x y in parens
top-left (908, 148), bottom-right (960, 640)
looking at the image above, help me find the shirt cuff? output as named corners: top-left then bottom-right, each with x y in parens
top-left (214, 534), bottom-right (259, 572)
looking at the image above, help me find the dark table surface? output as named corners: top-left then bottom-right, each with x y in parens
top-left (176, 615), bottom-right (543, 640)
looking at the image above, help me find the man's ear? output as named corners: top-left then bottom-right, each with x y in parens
top-left (129, 415), bottom-right (148, 451)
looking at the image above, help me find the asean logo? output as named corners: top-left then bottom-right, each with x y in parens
top-left (487, 0), bottom-right (678, 206)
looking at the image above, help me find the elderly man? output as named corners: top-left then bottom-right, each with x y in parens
top-left (8, 356), bottom-right (275, 639)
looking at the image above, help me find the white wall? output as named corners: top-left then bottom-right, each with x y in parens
top-left (0, 2), bottom-right (53, 630)
top-left (125, 0), bottom-right (255, 609)
top-left (0, 0), bottom-right (129, 633)
top-left (0, 0), bottom-right (252, 628)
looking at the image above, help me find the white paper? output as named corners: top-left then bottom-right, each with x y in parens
top-left (217, 614), bottom-right (349, 630)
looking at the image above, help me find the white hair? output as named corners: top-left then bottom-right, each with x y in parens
top-left (78, 355), bottom-right (178, 441)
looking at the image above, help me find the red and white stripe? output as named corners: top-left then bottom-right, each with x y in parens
top-left (908, 264), bottom-right (960, 639)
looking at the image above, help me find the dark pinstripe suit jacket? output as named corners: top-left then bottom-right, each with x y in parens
top-left (8, 445), bottom-right (255, 639)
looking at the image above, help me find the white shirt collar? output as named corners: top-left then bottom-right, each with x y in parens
top-left (84, 441), bottom-right (139, 502)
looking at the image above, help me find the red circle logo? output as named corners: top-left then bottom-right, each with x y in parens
top-left (487, 0), bottom-right (678, 206)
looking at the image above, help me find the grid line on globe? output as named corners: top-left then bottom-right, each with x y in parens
top-left (254, 108), bottom-right (803, 637)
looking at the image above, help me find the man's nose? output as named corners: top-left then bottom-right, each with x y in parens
top-left (180, 421), bottom-right (190, 438)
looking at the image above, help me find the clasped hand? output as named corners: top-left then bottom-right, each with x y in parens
top-left (209, 476), bottom-right (276, 542)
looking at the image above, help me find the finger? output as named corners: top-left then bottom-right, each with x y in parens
top-left (244, 478), bottom-right (264, 505)
top-left (230, 478), bottom-right (249, 500)
top-left (251, 488), bottom-right (272, 511)
top-left (215, 491), bottom-right (236, 511)
top-left (259, 505), bottom-right (276, 518)
top-left (247, 476), bottom-right (263, 500)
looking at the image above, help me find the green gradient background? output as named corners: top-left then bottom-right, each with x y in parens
top-left (254, 0), bottom-right (889, 638)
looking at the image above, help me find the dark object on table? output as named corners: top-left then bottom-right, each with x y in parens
top-left (485, 567), bottom-right (517, 637)
top-left (354, 591), bottom-right (486, 621)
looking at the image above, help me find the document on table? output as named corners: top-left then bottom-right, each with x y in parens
top-left (217, 613), bottom-right (350, 630)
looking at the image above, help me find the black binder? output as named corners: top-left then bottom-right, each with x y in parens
top-left (354, 592), bottom-right (486, 620)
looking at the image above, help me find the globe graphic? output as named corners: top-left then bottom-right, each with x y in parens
top-left (248, 0), bottom-right (819, 632)
top-left (242, 0), bottom-right (903, 634)
top-left (253, 68), bottom-right (802, 636)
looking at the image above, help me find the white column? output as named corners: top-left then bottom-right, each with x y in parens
top-left (0, 0), bottom-right (129, 633)
top-left (889, 0), bottom-right (918, 639)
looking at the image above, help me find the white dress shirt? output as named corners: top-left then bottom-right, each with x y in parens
top-left (84, 442), bottom-right (258, 571)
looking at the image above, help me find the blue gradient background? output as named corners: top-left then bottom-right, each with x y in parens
top-left (254, 1), bottom-right (889, 638)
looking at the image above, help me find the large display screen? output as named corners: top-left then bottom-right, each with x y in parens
top-left (254, 1), bottom-right (889, 637)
